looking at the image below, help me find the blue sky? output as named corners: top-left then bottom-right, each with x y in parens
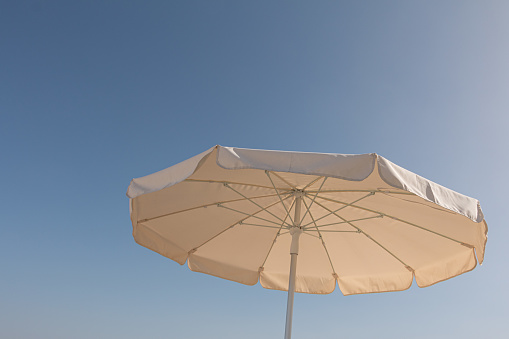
top-left (1, 1), bottom-right (508, 338)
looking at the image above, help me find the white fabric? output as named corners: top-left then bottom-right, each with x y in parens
top-left (127, 146), bottom-right (216, 198)
top-left (377, 156), bottom-right (484, 223)
top-left (217, 146), bottom-right (376, 181)
top-left (127, 145), bottom-right (488, 295)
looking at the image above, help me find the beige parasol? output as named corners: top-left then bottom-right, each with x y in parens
top-left (127, 145), bottom-right (487, 339)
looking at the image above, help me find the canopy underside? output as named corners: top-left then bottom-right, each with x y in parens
top-left (129, 146), bottom-right (487, 295)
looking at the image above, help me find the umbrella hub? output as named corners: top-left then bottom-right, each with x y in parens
top-left (291, 189), bottom-right (305, 198)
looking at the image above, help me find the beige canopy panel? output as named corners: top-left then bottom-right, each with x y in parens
top-left (127, 145), bottom-right (487, 296)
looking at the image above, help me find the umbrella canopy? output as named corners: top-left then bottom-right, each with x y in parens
top-left (127, 145), bottom-right (487, 337)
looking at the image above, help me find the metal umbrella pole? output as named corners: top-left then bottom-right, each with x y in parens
top-left (284, 192), bottom-right (303, 339)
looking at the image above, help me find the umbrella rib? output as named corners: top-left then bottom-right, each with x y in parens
top-left (218, 204), bottom-right (290, 227)
top-left (309, 230), bottom-right (359, 233)
top-left (311, 199), bottom-right (413, 271)
top-left (266, 171), bottom-right (294, 225)
top-left (299, 177), bottom-right (327, 224)
top-left (302, 198), bottom-right (338, 277)
top-left (300, 191), bottom-right (375, 228)
top-left (306, 215), bottom-right (383, 230)
top-left (237, 222), bottom-right (283, 229)
top-left (259, 198), bottom-right (297, 270)
top-left (302, 231), bottom-right (320, 239)
top-left (224, 182), bottom-right (291, 226)
top-left (379, 191), bottom-right (457, 214)
top-left (384, 215), bottom-right (475, 248)
top-left (268, 171), bottom-right (297, 190)
top-left (138, 193), bottom-right (283, 223)
top-left (184, 178), bottom-right (292, 192)
top-left (302, 176), bottom-right (325, 190)
top-left (305, 189), bottom-right (414, 195)
top-left (191, 196), bottom-right (293, 253)
top-left (313, 195), bottom-right (474, 248)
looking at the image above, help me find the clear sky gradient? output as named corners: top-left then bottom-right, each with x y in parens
top-left (1, 1), bottom-right (508, 338)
